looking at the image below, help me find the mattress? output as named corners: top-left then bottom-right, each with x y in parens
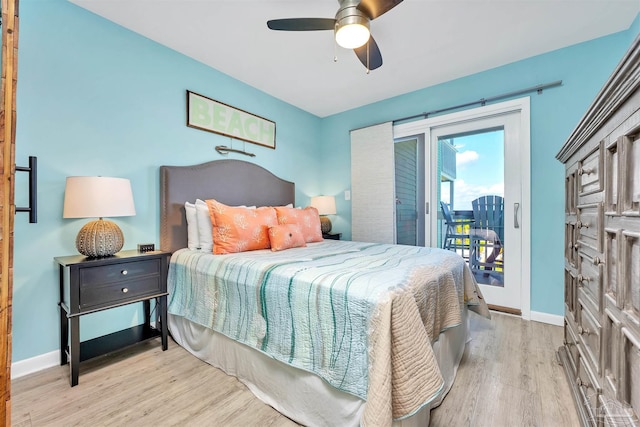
top-left (167, 240), bottom-right (488, 426)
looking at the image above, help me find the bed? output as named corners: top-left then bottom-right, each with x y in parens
top-left (159, 160), bottom-right (489, 427)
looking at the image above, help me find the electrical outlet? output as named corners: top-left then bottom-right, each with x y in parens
top-left (344, 190), bottom-right (351, 201)
top-left (137, 243), bottom-right (155, 253)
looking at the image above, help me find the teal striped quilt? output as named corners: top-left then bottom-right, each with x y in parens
top-left (167, 241), bottom-right (488, 424)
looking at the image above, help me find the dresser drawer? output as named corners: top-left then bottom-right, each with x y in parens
top-left (577, 203), bottom-right (604, 253)
top-left (80, 276), bottom-right (162, 310)
top-left (80, 259), bottom-right (160, 286)
top-left (578, 296), bottom-right (602, 375)
top-left (578, 249), bottom-right (603, 311)
top-left (577, 348), bottom-right (603, 427)
top-left (565, 268), bottom-right (577, 315)
top-left (564, 316), bottom-right (580, 376)
top-left (578, 141), bottom-right (604, 198)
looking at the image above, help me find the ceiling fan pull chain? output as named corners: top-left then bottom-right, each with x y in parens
top-left (334, 22), bottom-right (338, 62)
top-left (366, 40), bottom-right (370, 74)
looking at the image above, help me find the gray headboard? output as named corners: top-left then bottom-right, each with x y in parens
top-left (159, 159), bottom-right (295, 253)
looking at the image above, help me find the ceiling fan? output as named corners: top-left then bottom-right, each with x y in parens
top-left (266, 0), bottom-right (403, 71)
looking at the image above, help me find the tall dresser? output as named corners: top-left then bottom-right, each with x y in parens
top-left (556, 34), bottom-right (640, 427)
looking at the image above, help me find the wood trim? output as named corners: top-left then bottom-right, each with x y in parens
top-left (1, 0), bottom-right (19, 422)
top-left (488, 304), bottom-right (522, 316)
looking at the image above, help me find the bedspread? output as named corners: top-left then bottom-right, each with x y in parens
top-left (167, 241), bottom-right (488, 425)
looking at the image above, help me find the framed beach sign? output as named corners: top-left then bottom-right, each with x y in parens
top-left (187, 90), bottom-right (276, 149)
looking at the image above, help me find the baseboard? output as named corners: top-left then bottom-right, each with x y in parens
top-left (530, 310), bottom-right (564, 326)
top-left (12, 321), bottom-right (160, 380)
top-left (11, 350), bottom-right (59, 379)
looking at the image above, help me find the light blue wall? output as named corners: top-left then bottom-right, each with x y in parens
top-left (12, 0), bottom-right (639, 363)
top-left (13, 0), bottom-right (322, 362)
top-left (319, 27), bottom-right (638, 317)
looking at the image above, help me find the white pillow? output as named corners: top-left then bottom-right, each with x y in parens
top-left (195, 199), bottom-right (214, 253)
top-left (184, 202), bottom-right (200, 251)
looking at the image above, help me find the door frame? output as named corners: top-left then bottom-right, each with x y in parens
top-left (393, 97), bottom-right (531, 319)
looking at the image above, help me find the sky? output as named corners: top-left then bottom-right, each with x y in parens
top-left (441, 129), bottom-right (504, 211)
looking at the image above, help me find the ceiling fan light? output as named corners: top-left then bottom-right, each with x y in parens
top-left (336, 23), bottom-right (370, 48)
top-left (336, 15), bottom-right (371, 49)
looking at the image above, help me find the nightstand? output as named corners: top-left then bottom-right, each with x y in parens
top-left (322, 233), bottom-right (341, 240)
top-left (55, 249), bottom-right (170, 386)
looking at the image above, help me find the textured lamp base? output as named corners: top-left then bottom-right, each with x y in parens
top-left (320, 216), bottom-right (332, 234)
top-left (76, 219), bottom-right (124, 257)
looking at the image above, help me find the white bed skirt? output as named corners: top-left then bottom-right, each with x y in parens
top-left (168, 308), bottom-right (469, 427)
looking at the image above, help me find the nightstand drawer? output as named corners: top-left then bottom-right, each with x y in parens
top-left (80, 276), bottom-right (162, 310)
top-left (80, 259), bottom-right (160, 286)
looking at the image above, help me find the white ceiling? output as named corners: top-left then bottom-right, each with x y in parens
top-left (69, 0), bottom-right (640, 117)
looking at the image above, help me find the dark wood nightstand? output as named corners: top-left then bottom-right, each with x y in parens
top-left (55, 249), bottom-right (170, 386)
top-left (322, 233), bottom-right (341, 240)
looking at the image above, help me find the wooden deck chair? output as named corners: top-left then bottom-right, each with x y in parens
top-left (440, 201), bottom-right (473, 260)
top-left (469, 195), bottom-right (504, 271)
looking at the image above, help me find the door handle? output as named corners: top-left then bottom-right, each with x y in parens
top-left (514, 202), bottom-right (520, 229)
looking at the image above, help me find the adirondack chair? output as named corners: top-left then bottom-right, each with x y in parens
top-left (440, 201), bottom-right (473, 259)
top-left (469, 195), bottom-right (504, 271)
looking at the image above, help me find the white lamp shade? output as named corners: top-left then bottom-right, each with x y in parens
top-left (63, 176), bottom-right (136, 219)
top-left (310, 196), bottom-right (336, 215)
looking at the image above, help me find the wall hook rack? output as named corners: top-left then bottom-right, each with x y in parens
top-left (16, 156), bottom-right (37, 223)
top-left (215, 145), bottom-right (255, 157)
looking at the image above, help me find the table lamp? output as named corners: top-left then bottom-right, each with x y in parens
top-left (63, 176), bottom-right (136, 257)
top-left (310, 195), bottom-right (336, 234)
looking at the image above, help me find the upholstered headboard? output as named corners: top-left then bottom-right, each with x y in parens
top-left (159, 160), bottom-right (295, 253)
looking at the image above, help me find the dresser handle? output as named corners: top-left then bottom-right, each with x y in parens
top-left (573, 243), bottom-right (579, 251)
top-left (577, 274), bottom-right (590, 283)
top-left (121, 270), bottom-right (128, 275)
top-left (578, 167), bottom-right (593, 176)
top-left (121, 287), bottom-right (128, 293)
top-left (576, 377), bottom-right (582, 387)
top-left (592, 256), bottom-right (603, 266)
top-left (577, 325), bottom-right (590, 335)
top-left (576, 221), bottom-right (589, 229)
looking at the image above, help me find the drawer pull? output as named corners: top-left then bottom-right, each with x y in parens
top-left (578, 167), bottom-right (594, 176)
top-left (576, 221), bottom-right (589, 229)
top-left (576, 377), bottom-right (582, 387)
top-left (577, 274), bottom-right (590, 283)
top-left (121, 287), bottom-right (129, 294)
top-left (592, 256), bottom-right (603, 266)
top-left (577, 325), bottom-right (591, 336)
top-left (573, 243), bottom-right (579, 251)
top-left (121, 270), bottom-right (128, 276)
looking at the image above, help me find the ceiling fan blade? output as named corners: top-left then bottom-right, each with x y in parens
top-left (357, 0), bottom-right (403, 20)
top-left (354, 36), bottom-right (383, 70)
top-left (267, 18), bottom-right (336, 31)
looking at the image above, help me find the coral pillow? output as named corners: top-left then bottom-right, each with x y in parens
top-left (206, 199), bottom-right (277, 254)
top-left (274, 206), bottom-right (323, 243)
top-left (268, 224), bottom-right (307, 252)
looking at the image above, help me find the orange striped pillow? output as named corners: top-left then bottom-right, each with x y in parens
top-left (206, 199), bottom-right (277, 254)
top-left (268, 224), bottom-right (307, 252)
top-left (274, 206), bottom-right (323, 243)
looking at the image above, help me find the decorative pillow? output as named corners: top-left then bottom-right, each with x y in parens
top-left (268, 224), bottom-right (307, 252)
top-left (274, 206), bottom-right (323, 243)
top-left (185, 202), bottom-right (200, 250)
top-left (195, 199), bottom-right (214, 253)
top-left (206, 199), bottom-right (278, 254)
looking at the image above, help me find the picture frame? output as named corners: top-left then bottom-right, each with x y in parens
top-left (187, 90), bottom-right (276, 149)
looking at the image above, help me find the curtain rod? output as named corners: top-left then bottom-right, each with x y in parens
top-left (390, 80), bottom-right (563, 125)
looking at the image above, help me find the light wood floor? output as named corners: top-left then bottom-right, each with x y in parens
top-left (12, 312), bottom-right (579, 426)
